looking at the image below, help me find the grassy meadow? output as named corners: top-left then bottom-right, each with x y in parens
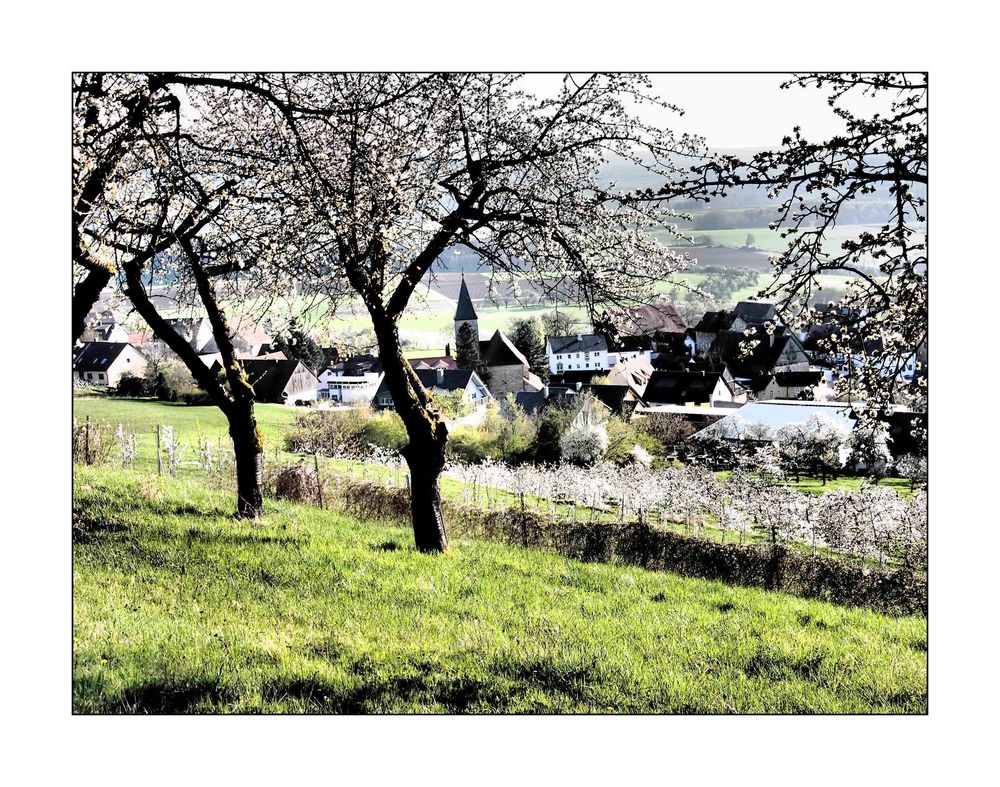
top-left (73, 465), bottom-right (927, 713)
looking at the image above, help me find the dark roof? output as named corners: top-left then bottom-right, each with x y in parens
top-left (643, 370), bottom-right (727, 405)
top-left (454, 276), bottom-right (478, 322)
top-left (333, 354), bottom-right (383, 376)
top-left (547, 370), bottom-right (602, 386)
top-left (773, 371), bottom-right (824, 387)
top-left (612, 302), bottom-right (687, 337)
top-left (694, 310), bottom-right (732, 333)
top-left (732, 301), bottom-right (778, 324)
top-left (709, 330), bottom-right (791, 379)
top-left (580, 384), bottom-right (643, 414)
top-left (374, 368), bottom-right (477, 401)
top-left (73, 342), bottom-right (132, 371)
top-left (547, 334), bottom-right (608, 354)
top-left (240, 358), bottom-right (316, 402)
top-left (480, 330), bottom-right (529, 368)
top-left (514, 385), bottom-right (580, 415)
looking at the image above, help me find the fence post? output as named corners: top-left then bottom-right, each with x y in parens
top-left (85, 415), bottom-right (91, 465)
top-left (156, 424), bottom-right (162, 476)
top-left (314, 453), bottom-right (324, 509)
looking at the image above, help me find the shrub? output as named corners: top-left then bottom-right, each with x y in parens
top-left (560, 423), bottom-right (608, 466)
top-left (285, 407), bottom-right (407, 457)
top-left (533, 403), bottom-right (573, 463)
top-left (447, 427), bottom-right (496, 464)
top-left (111, 371), bottom-right (149, 397)
top-left (179, 390), bottom-right (214, 406)
top-left (72, 418), bottom-right (114, 465)
top-left (273, 461), bottom-right (321, 505)
top-left (605, 415), bottom-right (663, 465)
top-left (145, 357), bottom-right (200, 402)
top-left (637, 413), bottom-right (695, 450)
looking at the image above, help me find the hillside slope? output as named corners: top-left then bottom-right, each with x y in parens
top-left (73, 466), bottom-right (927, 713)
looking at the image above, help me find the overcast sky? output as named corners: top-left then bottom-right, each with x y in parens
top-left (523, 73), bottom-right (862, 150)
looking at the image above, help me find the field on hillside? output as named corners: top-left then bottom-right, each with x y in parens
top-left (73, 465), bottom-right (927, 713)
top-left (73, 397), bottom-right (915, 499)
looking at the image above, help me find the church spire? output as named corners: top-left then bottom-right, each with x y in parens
top-left (454, 274), bottom-right (478, 322)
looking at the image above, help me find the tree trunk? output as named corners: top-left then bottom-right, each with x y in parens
top-left (230, 410), bottom-right (264, 519)
top-left (372, 316), bottom-right (450, 552)
top-left (72, 265), bottom-right (113, 345)
top-left (404, 438), bottom-right (449, 553)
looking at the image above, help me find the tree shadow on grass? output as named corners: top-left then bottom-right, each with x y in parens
top-left (109, 678), bottom-right (233, 714)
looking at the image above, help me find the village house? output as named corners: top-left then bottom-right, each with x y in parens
top-left (317, 354), bottom-right (383, 404)
top-left (756, 370), bottom-right (828, 401)
top-left (373, 368), bottom-right (493, 411)
top-left (642, 368), bottom-right (746, 407)
top-left (80, 309), bottom-right (129, 343)
top-left (239, 358), bottom-right (319, 405)
top-left (479, 329), bottom-right (544, 396)
top-left (606, 301), bottom-right (688, 354)
top-left (73, 342), bottom-right (147, 388)
top-left (546, 333), bottom-right (610, 374)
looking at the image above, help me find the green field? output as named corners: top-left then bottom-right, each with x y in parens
top-left (73, 465), bottom-right (927, 713)
top-left (651, 223), bottom-right (927, 255)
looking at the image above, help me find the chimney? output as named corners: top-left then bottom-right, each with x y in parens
top-left (576, 381), bottom-right (582, 391)
top-left (542, 384), bottom-right (549, 399)
top-left (445, 342), bottom-right (451, 357)
top-left (576, 333), bottom-right (583, 343)
top-left (436, 367), bottom-right (445, 385)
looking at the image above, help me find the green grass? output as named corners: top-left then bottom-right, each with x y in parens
top-left (73, 464), bottom-right (927, 713)
top-left (73, 397), bottom-right (300, 476)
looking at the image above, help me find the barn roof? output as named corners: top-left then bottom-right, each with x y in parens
top-left (240, 358), bottom-right (314, 402)
top-left (613, 302), bottom-right (688, 336)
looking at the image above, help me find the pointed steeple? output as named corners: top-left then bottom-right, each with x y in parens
top-left (454, 275), bottom-right (478, 322)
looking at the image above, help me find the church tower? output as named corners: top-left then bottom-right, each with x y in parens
top-left (454, 275), bottom-right (479, 344)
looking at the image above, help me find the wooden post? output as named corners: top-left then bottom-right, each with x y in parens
top-left (156, 424), bottom-right (162, 476)
top-left (314, 453), bottom-right (324, 509)
top-left (85, 415), bottom-right (91, 465)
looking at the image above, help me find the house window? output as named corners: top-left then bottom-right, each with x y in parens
top-left (86, 372), bottom-right (93, 380)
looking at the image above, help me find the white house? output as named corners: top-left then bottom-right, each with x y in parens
top-left (372, 368), bottom-right (493, 411)
top-left (73, 342), bottom-right (147, 388)
top-left (318, 367), bottom-right (384, 404)
top-left (546, 334), bottom-right (610, 374)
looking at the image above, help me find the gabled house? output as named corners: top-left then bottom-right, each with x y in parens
top-left (642, 368), bottom-right (745, 407)
top-left (228, 316), bottom-right (272, 357)
top-left (605, 355), bottom-right (655, 394)
top-left (239, 358), bottom-right (319, 404)
top-left (729, 301), bottom-right (778, 333)
top-left (757, 370), bottom-right (826, 401)
top-left (73, 342), bottom-right (147, 388)
top-left (546, 333), bottom-right (609, 374)
top-left (161, 317), bottom-right (216, 354)
top-left (478, 329), bottom-right (543, 396)
top-left (605, 301), bottom-right (688, 352)
top-left (579, 383), bottom-right (647, 418)
top-left (372, 368), bottom-right (493, 411)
